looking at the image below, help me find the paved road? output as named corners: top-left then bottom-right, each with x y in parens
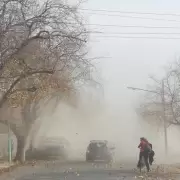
top-left (0, 161), bottom-right (178, 180)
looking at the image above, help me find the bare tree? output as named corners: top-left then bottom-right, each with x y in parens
top-left (0, 0), bottom-right (94, 162)
top-left (138, 60), bottom-right (180, 128)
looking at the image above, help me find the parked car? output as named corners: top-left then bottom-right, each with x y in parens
top-left (40, 137), bottom-right (71, 160)
top-left (86, 140), bottom-right (115, 162)
top-left (26, 137), bottom-right (71, 160)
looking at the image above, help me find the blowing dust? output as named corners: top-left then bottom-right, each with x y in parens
top-left (32, 93), bottom-right (180, 165)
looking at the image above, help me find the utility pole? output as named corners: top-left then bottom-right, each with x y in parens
top-left (127, 82), bottom-right (168, 156)
top-left (161, 80), bottom-right (168, 156)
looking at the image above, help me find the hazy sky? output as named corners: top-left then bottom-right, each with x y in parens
top-left (81, 0), bottom-right (180, 157)
top-left (79, 0), bottom-right (180, 111)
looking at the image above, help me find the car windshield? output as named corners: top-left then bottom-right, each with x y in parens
top-left (89, 142), bottom-right (106, 151)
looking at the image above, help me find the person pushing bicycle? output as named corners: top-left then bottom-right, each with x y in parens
top-left (137, 137), bottom-right (151, 172)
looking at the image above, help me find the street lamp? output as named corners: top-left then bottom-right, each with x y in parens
top-left (127, 87), bottom-right (161, 95)
top-left (127, 80), bottom-right (168, 156)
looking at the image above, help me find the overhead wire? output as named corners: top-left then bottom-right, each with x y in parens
top-left (85, 29), bottom-right (180, 40)
top-left (68, 23), bottom-right (180, 29)
top-left (77, 8), bottom-right (180, 40)
top-left (80, 24), bottom-right (180, 40)
top-left (79, 8), bottom-right (180, 17)
top-left (90, 32), bottom-right (180, 35)
top-left (90, 35), bottom-right (180, 40)
top-left (82, 12), bottom-right (180, 23)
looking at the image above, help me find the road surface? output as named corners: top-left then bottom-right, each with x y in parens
top-left (0, 161), bottom-right (178, 180)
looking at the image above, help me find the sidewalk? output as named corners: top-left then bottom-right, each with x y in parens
top-left (0, 162), bottom-right (13, 168)
top-left (148, 164), bottom-right (180, 175)
top-left (0, 161), bottom-right (16, 174)
top-left (163, 164), bottom-right (180, 174)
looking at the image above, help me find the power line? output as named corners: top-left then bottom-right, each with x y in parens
top-left (80, 8), bottom-right (180, 17)
top-left (83, 12), bottom-right (180, 23)
top-left (76, 23), bottom-right (180, 29)
top-left (90, 35), bottom-right (180, 40)
top-left (90, 32), bottom-right (180, 35)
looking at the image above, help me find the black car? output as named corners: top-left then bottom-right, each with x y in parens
top-left (86, 140), bottom-right (115, 162)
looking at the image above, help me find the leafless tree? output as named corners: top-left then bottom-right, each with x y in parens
top-left (0, 0), bottom-right (94, 162)
top-left (138, 60), bottom-right (180, 128)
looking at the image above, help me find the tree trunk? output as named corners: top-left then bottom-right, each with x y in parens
top-left (14, 135), bottom-right (26, 163)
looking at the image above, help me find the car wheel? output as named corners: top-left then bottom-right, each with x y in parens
top-left (86, 155), bottom-right (92, 162)
top-left (106, 156), bottom-right (113, 163)
top-left (86, 156), bottom-right (90, 161)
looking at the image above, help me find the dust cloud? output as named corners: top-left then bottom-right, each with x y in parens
top-left (32, 90), bottom-right (180, 165)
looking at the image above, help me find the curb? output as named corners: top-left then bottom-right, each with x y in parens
top-left (0, 163), bottom-right (19, 175)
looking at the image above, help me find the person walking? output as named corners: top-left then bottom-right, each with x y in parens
top-left (137, 137), bottom-right (151, 172)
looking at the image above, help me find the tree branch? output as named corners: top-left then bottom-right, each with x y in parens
top-left (0, 119), bottom-right (20, 137)
top-left (0, 70), bottom-right (54, 108)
